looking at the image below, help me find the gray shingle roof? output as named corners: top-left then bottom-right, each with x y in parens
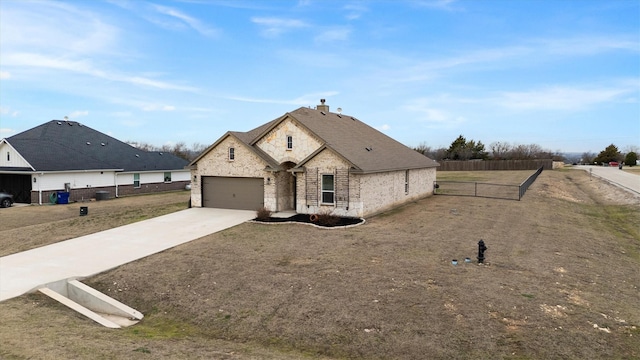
top-left (243, 107), bottom-right (438, 173)
top-left (285, 107), bottom-right (438, 173)
top-left (4, 120), bottom-right (188, 172)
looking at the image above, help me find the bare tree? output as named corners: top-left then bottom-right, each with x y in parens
top-left (489, 141), bottom-right (511, 160)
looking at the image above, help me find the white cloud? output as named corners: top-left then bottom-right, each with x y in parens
top-left (251, 17), bottom-right (309, 37)
top-left (69, 110), bottom-right (89, 118)
top-left (315, 27), bottom-right (351, 43)
top-left (376, 124), bottom-right (391, 131)
top-left (414, 0), bottom-right (462, 11)
top-left (497, 86), bottom-right (634, 111)
top-left (402, 98), bottom-right (466, 128)
top-left (344, 3), bottom-right (369, 20)
top-left (0, 106), bottom-right (19, 117)
top-left (151, 4), bottom-right (218, 37)
top-left (3, 53), bottom-right (196, 92)
top-left (224, 92), bottom-right (340, 106)
top-left (0, 71), bottom-right (10, 79)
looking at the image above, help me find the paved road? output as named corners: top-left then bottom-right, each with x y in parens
top-left (0, 208), bottom-right (255, 302)
top-left (573, 165), bottom-right (640, 195)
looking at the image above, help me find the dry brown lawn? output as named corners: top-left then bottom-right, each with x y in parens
top-left (1, 170), bottom-right (639, 359)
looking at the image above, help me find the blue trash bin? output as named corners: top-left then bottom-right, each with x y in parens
top-left (57, 191), bottom-right (70, 204)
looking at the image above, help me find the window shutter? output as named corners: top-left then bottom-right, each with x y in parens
top-left (305, 168), bottom-right (318, 206)
top-left (336, 168), bottom-right (349, 209)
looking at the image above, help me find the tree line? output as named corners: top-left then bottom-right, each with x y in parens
top-left (582, 144), bottom-right (638, 166)
top-left (414, 135), bottom-right (560, 161)
top-left (126, 141), bottom-right (209, 161)
top-left (414, 135), bottom-right (638, 166)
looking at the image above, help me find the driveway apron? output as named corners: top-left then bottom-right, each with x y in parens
top-left (0, 208), bottom-right (255, 302)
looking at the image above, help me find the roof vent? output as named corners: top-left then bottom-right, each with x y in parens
top-left (320, 111), bottom-right (326, 115)
top-left (135, 154), bottom-right (140, 157)
top-left (336, 114), bottom-right (342, 118)
top-left (57, 121), bottom-right (62, 125)
top-left (64, 116), bottom-right (69, 121)
top-left (101, 142), bottom-right (105, 146)
top-left (68, 122), bottom-right (73, 126)
top-left (159, 152), bottom-right (163, 155)
top-left (86, 142), bottom-right (91, 145)
top-left (365, 147), bottom-right (373, 151)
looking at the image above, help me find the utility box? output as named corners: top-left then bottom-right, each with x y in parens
top-left (80, 206), bottom-right (88, 216)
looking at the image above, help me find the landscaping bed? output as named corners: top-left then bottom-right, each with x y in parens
top-left (253, 213), bottom-right (364, 227)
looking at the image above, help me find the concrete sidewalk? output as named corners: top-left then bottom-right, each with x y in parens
top-left (573, 165), bottom-right (640, 194)
top-left (0, 208), bottom-right (255, 302)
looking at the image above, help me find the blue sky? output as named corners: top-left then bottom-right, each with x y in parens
top-left (1, 0), bottom-right (638, 154)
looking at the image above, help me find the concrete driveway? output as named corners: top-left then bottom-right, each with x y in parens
top-left (573, 165), bottom-right (640, 195)
top-left (0, 208), bottom-right (255, 302)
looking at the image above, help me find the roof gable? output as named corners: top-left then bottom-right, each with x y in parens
top-left (188, 132), bottom-right (278, 169)
top-left (286, 107), bottom-right (438, 173)
top-left (191, 104), bottom-right (438, 173)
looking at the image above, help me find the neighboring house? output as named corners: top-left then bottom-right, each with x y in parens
top-left (189, 100), bottom-right (439, 218)
top-left (0, 120), bottom-right (190, 204)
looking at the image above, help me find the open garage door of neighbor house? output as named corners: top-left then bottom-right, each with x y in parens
top-left (202, 176), bottom-right (264, 210)
top-left (0, 174), bottom-right (32, 203)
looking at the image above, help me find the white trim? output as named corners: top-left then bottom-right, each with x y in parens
top-left (0, 139), bottom-right (36, 171)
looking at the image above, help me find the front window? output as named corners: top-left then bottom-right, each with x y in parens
top-left (286, 135), bottom-right (293, 150)
top-left (133, 173), bottom-right (140, 188)
top-left (321, 174), bottom-right (334, 204)
top-left (228, 147), bottom-right (235, 161)
top-left (164, 172), bottom-right (172, 182)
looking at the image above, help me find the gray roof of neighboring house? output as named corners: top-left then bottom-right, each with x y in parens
top-left (3, 120), bottom-right (189, 172)
top-left (192, 105), bottom-right (438, 173)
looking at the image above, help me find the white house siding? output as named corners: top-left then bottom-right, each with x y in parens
top-left (36, 171), bottom-right (116, 191)
top-left (30, 169), bottom-right (191, 204)
top-left (255, 118), bottom-right (322, 164)
top-left (191, 136), bottom-right (271, 208)
top-left (359, 167), bottom-right (436, 216)
top-left (0, 141), bottom-right (31, 168)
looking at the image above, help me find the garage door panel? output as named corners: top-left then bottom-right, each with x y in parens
top-left (202, 176), bottom-right (264, 210)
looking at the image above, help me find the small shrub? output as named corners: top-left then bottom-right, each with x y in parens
top-left (255, 207), bottom-right (272, 220)
top-left (315, 209), bottom-right (340, 226)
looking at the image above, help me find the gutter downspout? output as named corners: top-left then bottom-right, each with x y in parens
top-left (37, 173), bottom-right (42, 205)
top-left (115, 173), bottom-right (119, 198)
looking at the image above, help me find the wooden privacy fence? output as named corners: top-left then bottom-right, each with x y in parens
top-left (438, 159), bottom-right (552, 171)
top-left (434, 167), bottom-right (544, 201)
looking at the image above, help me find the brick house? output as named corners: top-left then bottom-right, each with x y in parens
top-left (0, 120), bottom-right (190, 204)
top-left (189, 100), bottom-right (439, 218)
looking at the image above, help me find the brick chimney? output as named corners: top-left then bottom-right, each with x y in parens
top-left (316, 99), bottom-right (329, 112)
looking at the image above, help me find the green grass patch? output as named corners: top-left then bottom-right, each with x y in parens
top-left (125, 315), bottom-right (198, 339)
top-left (582, 204), bottom-right (640, 261)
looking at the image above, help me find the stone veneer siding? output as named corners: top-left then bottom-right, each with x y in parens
top-left (191, 136), bottom-right (273, 209)
top-left (254, 118), bottom-right (322, 164)
top-left (296, 149), bottom-right (360, 217)
top-left (295, 149), bottom-right (436, 217)
top-left (31, 181), bottom-right (189, 204)
top-left (358, 167), bottom-right (436, 216)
